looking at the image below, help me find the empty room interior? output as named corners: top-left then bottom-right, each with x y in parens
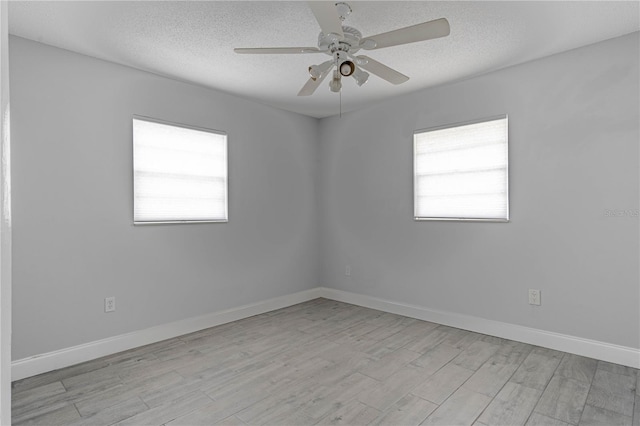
top-left (1, 1), bottom-right (639, 425)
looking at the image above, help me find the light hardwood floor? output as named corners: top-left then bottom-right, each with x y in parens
top-left (11, 298), bottom-right (639, 426)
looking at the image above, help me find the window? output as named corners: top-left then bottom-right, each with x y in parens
top-left (413, 116), bottom-right (508, 221)
top-left (133, 116), bottom-right (228, 224)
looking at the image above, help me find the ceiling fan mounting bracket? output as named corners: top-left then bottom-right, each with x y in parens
top-left (335, 2), bottom-right (352, 21)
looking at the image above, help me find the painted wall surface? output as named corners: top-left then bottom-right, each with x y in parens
top-left (10, 36), bottom-right (320, 360)
top-left (9, 31), bottom-right (640, 362)
top-left (0, 2), bottom-right (11, 422)
top-left (318, 33), bottom-right (640, 349)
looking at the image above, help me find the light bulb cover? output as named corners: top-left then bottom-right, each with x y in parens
top-left (354, 56), bottom-right (368, 66)
top-left (309, 60), bottom-right (334, 80)
top-left (339, 60), bottom-right (355, 77)
top-left (352, 68), bottom-right (369, 86)
top-left (329, 70), bottom-right (342, 93)
top-left (360, 39), bottom-right (377, 50)
top-left (308, 66), bottom-right (320, 80)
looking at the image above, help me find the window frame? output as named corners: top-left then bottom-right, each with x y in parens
top-left (413, 115), bottom-right (509, 222)
top-left (132, 115), bottom-right (229, 225)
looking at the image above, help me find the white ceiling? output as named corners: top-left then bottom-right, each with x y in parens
top-left (8, 1), bottom-right (640, 118)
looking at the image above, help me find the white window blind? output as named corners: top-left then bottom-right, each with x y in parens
top-left (414, 116), bottom-right (508, 221)
top-left (133, 117), bottom-right (228, 223)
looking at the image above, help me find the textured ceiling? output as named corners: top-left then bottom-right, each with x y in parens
top-left (8, 1), bottom-right (640, 118)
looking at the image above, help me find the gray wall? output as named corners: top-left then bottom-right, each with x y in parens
top-left (10, 31), bottom-right (640, 361)
top-left (318, 32), bottom-right (640, 349)
top-left (10, 36), bottom-right (320, 360)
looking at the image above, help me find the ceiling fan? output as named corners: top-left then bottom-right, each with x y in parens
top-left (234, 2), bottom-right (450, 96)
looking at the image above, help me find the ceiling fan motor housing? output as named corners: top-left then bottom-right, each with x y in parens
top-left (317, 26), bottom-right (362, 77)
top-left (318, 26), bottom-right (362, 55)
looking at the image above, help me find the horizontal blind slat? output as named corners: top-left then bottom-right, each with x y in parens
top-left (416, 193), bottom-right (508, 219)
top-left (416, 169), bottom-right (507, 197)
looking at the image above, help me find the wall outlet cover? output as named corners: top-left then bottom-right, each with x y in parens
top-left (105, 297), bottom-right (116, 313)
top-left (528, 289), bottom-right (541, 306)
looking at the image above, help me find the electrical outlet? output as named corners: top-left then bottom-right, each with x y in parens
top-left (105, 297), bottom-right (116, 313)
top-left (528, 289), bottom-right (541, 306)
top-left (345, 265), bottom-right (351, 276)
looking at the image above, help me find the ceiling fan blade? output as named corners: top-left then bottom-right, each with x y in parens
top-left (360, 18), bottom-right (450, 50)
top-left (308, 2), bottom-right (344, 39)
top-left (234, 47), bottom-right (321, 54)
top-left (298, 67), bottom-right (332, 96)
top-left (357, 56), bottom-right (409, 85)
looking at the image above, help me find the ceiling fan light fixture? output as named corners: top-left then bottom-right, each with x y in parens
top-left (309, 60), bottom-right (334, 80)
top-left (339, 60), bottom-right (355, 77)
top-left (329, 70), bottom-right (342, 92)
top-left (352, 68), bottom-right (369, 86)
top-left (353, 56), bottom-right (368, 66)
top-left (308, 66), bottom-right (318, 81)
top-left (360, 39), bottom-right (377, 50)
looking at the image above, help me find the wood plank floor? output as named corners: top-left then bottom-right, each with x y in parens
top-left (12, 298), bottom-right (639, 426)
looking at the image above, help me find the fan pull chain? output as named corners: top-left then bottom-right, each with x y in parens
top-left (339, 89), bottom-right (342, 118)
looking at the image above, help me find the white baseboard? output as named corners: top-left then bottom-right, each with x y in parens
top-left (316, 287), bottom-right (640, 369)
top-left (11, 287), bottom-right (323, 381)
top-left (12, 285), bottom-right (639, 380)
